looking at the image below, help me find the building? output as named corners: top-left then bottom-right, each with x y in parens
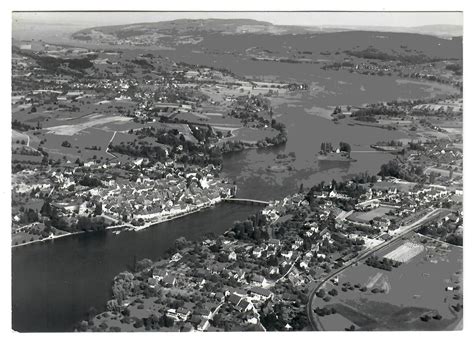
top-left (152, 268), bottom-right (168, 281)
top-left (249, 286), bottom-right (274, 301)
top-left (162, 275), bottom-right (176, 287)
top-left (235, 299), bottom-right (253, 312)
top-left (197, 318), bottom-right (210, 332)
top-left (251, 275), bottom-right (267, 287)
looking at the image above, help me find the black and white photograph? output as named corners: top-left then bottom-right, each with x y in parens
top-left (6, 3), bottom-right (468, 337)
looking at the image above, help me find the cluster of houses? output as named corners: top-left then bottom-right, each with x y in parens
top-left (99, 171), bottom-right (232, 225)
top-left (11, 157), bottom-right (234, 233)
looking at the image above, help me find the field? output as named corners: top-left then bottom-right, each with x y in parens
top-left (43, 113), bottom-right (133, 136)
top-left (13, 97), bottom-right (136, 128)
top-left (318, 313), bottom-right (359, 331)
top-left (12, 129), bottom-right (29, 145)
top-left (31, 126), bottom-right (115, 161)
top-left (347, 206), bottom-right (392, 224)
top-left (313, 233), bottom-right (463, 330)
top-left (171, 111), bottom-right (242, 128)
top-left (383, 242), bottom-right (425, 263)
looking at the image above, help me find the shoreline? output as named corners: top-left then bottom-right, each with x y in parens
top-left (11, 232), bottom-right (83, 249)
top-left (131, 200), bottom-right (224, 232)
top-left (11, 198), bottom-right (254, 249)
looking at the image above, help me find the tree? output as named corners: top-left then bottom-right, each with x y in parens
top-left (106, 299), bottom-right (120, 312)
top-left (94, 202), bottom-right (103, 216)
top-left (159, 314), bottom-right (174, 327)
top-left (40, 199), bottom-right (53, 217)
top-left (135, 258), bottom-right (153, 272)
top-left (340, 142), bottom-right (351, 156)
top-left (87, 307), bottom-right (97, 320)
top-left (379, 160), bottom-right (402, 178)
top-left (133, 318), bottom-right (144, 328)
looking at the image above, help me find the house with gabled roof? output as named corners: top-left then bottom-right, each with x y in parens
top-left (152, 268), bottom-right (168, 281)
top-left (194, 308), bottom-right (212, 320)
top-left (225, 287), bottom-right (246, 297)
top-left (228, 293), bottom-right (243, 308)
top-left (235, 299), bottom-right (253, 313)
top-left (197, 318), bottom-right (210, 332)
top-left (251, 274), bottom-right (267, 287)
top-left (162, 274), bottom-right (176, 287)
top-left (252, 247), bottom-right (263, 258)
top-left (176, 307), bottom-right (191, 321)
top-left (249, 286), bottom-right (274, 301)
top-left (268, 238), bottom-right (281, 247)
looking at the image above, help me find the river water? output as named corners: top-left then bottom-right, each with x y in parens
top-left (11, 49), bottom-right (459, 332)
top-left (157, 49), bottom-right (458, 200)
top-left (12, 203), bottom-right (263, 332)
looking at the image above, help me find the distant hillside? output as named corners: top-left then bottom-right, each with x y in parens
top-left (72, 18), bottom-right (321, 41)
top-left (408, 25), bottom-right (462, 38)
top-left (70, 19), bottom-right (462, 62)
top-left (72, 19), bottom-right (462, 42)
top-left (321, 24), bottom-right (462, 39)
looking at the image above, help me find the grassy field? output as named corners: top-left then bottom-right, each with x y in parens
top-left (44, 113), bottom-right (132, 136)
top-left (12, 129), bottom-right (29, 145)
top-left (171, 111), bottom-right (242, 128)
top-left (37, 127), bottom-right (116, 161)
top-left (383, 242), bottom-right (425, 263)
top-left (314, 233), bottom-right (463, 330)
top-left (347, 206), bottom-right (392, 224)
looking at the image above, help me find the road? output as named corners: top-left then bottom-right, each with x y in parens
top-left (306, 207), bottom-right (444, 331)
top-left (13, 129), bottom-right (41, 154)
top-left (105, 131), bottom-right (118, 159)
top-left (274, 256), bottom-right (300, 284)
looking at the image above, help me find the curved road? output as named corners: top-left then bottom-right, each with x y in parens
top-left (306, 208), bottom-right (444, 331)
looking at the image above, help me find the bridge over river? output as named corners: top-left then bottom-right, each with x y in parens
top-left (224, 198), bottom-right (270, 206)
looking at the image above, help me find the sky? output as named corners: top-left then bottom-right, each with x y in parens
top-left (12, 12), bottom-right (463, 29)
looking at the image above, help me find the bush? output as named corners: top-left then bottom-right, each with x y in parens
top-left (134, 318), bottom-right (144, 328)
top-left (316, 289), bottom-right (326, 298)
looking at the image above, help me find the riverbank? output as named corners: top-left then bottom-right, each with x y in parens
top-left (132, 200), bottom-right (225, 232)
top-left (11, 232), bottom-right (82, 249)
top-left (12, 202), bottom-right (264, 332)
top-left (11, 197), bottom-right (238, 248)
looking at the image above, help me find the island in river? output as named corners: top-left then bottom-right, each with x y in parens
top-left (317, 152), bottom-right (357, 163)
top-left (317, 142), bottom-right (356, 162)
top-left (11, 17), bottom-right (462, 332)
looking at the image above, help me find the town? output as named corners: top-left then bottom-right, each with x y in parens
top-left (11, 40), bottom-right (295, 245)
top-left (76, 166), bottom-right (462, 331)
top-left (11, 13), bottom-right (463, 334)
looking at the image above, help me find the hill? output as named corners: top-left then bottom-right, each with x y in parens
top-left (71, 19), bottom-right (462, 62)
top-left (72, 18), bottom-right (321, 41)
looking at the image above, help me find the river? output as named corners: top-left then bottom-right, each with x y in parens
top-left (157, 49), bottom-right (458, 200)
top-left (11, 47), bottom-right (459, 332)
top-left (11, 203), bottom-right (263, 332)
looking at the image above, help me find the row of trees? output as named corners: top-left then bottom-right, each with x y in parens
top-left (365, 256), bottom-right (401, 271)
